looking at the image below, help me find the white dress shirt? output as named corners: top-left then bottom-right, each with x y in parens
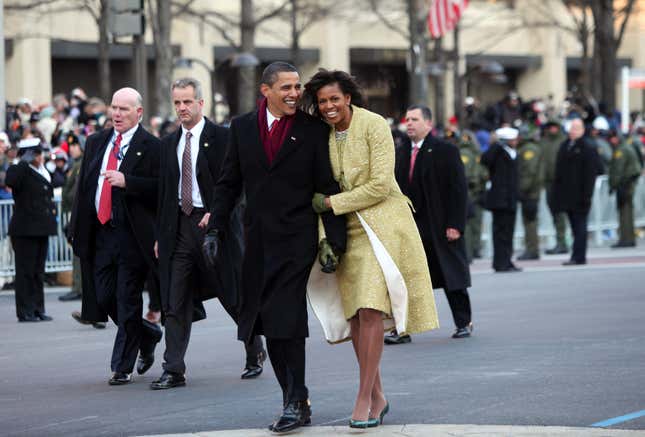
top-left (502, 144), bottom-right (517, 160)
top-left (177, 117), bottom-right (205, 208)
top-left (95, 124), bottom-right (139, 213)
top-left (267, 108), bottom-right (280, 130)
top-left (30, 163), bottom-right (51, 183)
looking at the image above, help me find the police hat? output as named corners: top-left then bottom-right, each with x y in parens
top-left (495, 127), bottom-right (519, 141)
top-left (17, 137), bottom-right (43, 156)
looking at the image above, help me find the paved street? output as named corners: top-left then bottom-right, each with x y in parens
top-left (0, 247), bottom-right (644, 437)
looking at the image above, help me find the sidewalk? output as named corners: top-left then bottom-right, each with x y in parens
top-left (139, 424), bottom-right (645, 436)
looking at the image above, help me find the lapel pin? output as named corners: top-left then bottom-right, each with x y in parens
top-left (204, 143), bottom-right (209, 148)
top-left (136, 151), bottom-right (142, 156)
top-left (291, 136), bottom-right (296, 141)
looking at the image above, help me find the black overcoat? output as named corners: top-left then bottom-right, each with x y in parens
top-left (481, 142), bottom-right (519, 212)
top-left (395, 134), bottom-right (471, 291)
top-left (552, 137), bottom-right (599, 213)
top-left (70, 126), bottom-right (160, 321)
top-left (157, 118), bottom-right (243, 319)
top-left (209, 109), bottom-right (347, 342)
top-left (5, 161), bottom-right (57, 237)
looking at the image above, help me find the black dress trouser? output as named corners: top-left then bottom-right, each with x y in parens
top-left (266, 337), bottom-right (308, 405)
top-left (94, 223), bottom-right (149, 373)
top-left (492, 209), bottom-right (516, 270)
top-left (444, 289), bottom-right (472, 329)
top-left (567, 210), bottom-right (589, 263)
top-left (163, 210), bottom-right (262, 374)
top-left (11, 236), bottom-right (48, 320)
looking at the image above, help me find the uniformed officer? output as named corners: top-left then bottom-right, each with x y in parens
top-left (459, 130), bottom-right (487, 261)
top-left (517, 126), bottom-right (544, 260)
top-left (608, 130), bottom-right (642, 248)
top-left (541, 120), bottom-right (568, 254)
top-left (6, 138), bottom-right (58, 322)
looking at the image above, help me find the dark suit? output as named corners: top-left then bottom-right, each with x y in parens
top-left (209, 109), bottom-right (346, 404)
top-left (553, 137), bottom-right (599, 263)
top-left (6, 161), bottom-right (57, 320)
top-left (395, 135), bottom-right (472, 329)
top-left (157, 117), bottom-right (257, 374)
top-left (71, 126), bottom-right (160, 373)
top-left (481, 142), bottom-right (519, 270)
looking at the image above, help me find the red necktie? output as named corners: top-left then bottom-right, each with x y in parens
top-left (97, 133), bottom-right (122, 224)
top-left (409, 146), bottom-right (420, 183)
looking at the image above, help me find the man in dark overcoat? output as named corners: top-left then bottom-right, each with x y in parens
top-left (70, 87), bottom-right (162, 385)
top-left (6, 138), bottom-right (57, 322)
top-left (481, 127), bottom-right (521, 272)
top-left (553, 117), bottom-right (599, 265)
top-left (391, 105), bottom-right (473, 342)
top-left (152, 78), bottom-right (265, 390)
top-left (203, 62), bottom-right (346, 434)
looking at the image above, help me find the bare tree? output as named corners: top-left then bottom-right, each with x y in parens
top-left (148, 0), bottom-right (173, 118)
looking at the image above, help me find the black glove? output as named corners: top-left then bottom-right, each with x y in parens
top-left (318, 238), bottom-right (340, 273)
top-left (202, 229), bottom-right (221, 268)
top-left (63, 223), bottom-right (72, 245)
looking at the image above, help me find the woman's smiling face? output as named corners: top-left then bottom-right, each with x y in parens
top-left (316, 83), bottom-right (352, 128)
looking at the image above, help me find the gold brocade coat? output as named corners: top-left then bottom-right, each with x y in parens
top-left (328, 106), bottom-right (439, 335)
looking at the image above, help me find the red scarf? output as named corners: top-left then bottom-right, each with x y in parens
top-left (257, 97), bottom-right (295, 165)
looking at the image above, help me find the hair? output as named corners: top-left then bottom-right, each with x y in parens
top-left (260, 62), bottom-right (298, 87)
top-left (172, 77), bottom-right (203, 100)
top-left (302, 69), bottom-right (364, 117)
top-left (406, 104), bottom-right (432, 121)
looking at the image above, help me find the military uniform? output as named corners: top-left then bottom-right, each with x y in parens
top-left (517, 139), bottom-right (543, 259)
top-left (459, 138), bottom-right (486, 261)
top-left (540, 128), bottom-right (568, 253)
top-left (61, 153), bottom-right (83, 299)
top-left (609, 141), bottom-right (642, 247)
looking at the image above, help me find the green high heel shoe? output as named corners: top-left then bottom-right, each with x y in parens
top-left (367, 402), bottom-right (390, 427)
top-left (349, 417), bottom-right (379, 428)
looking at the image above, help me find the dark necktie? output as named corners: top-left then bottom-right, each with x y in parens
top-left (181, 131), bottom-right (193, 215)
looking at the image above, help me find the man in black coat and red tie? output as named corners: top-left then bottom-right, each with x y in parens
top-left (202, 62), bottom-right (346, 434)
top-left (391, 105), bottom-right (473, 343)
top-left (70, 87), bottom-right (162, 385)
top-left (151, 77), bottom-right (266, 390)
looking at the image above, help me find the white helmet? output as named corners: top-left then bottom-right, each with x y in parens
top-left (592, 116), bottom-right (609, 131)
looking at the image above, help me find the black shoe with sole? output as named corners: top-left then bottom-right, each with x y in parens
top-left (270, 399), bottom-right (312, 434)
top-left (517, 252), bottom-right (539, 261)
top-left (150, 371), bottom-right (186, 390)
top-left (108, 372), bottom-right (132, 385)
top-left (35, 312), bottom-right (53, 321)
top-left (384, 332), bottom-right (411, 345)
top-left (495, 265), bottom-right (522, 272)
top-left (18, 315), bottom-right (39, 322)
top-left (242, 347), bottom-right (267, 379)
top-left (545, 245), bottom-right (568, 255)
top-left (562, 259), bottom-right (586, 266)
top-left (58, 291), bottom-right (82, 301)
top-left (71, 310), bottom-right (92, 325)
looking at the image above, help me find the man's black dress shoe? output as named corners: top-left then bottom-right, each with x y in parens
top-left (108, 372), bottom-right (132, 385)
top-left (71, 310), bottom-right (92, 325)
top-left (270, 399), bottom-right (311, 433)
top-left (137, 353), bottom-right (155, 375)
top-left (517, 252), bottom-right (539, 260)
top-left (241, 348), bottom-right (267, 379)
top-left (452, 322), bottom-right (473, 339)
top-left (545, 245), bottom-right (568, 255)
top-left (58, 290), bottom-right (81, 301)
top-left (384, 332), bottom-right (411, 345)
top-left (137, 319), bottom-right (162, 375)
top-left (34, 312), bottom-right (53, 321)
top-left (562, 259), bottom-right (586, 266)
top-left (495, 265), bottom-right (522, 272)
top-left (18, 315), bottom-right (39, 322)
top-left (150, 371), bottom-right (186, 390)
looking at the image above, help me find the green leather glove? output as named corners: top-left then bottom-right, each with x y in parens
top-left (318, 238), bottom-right (339, 273)
top-left (312, 193), bottom-right (331, 214)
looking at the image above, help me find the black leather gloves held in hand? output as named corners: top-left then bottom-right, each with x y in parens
top-left (318, 238), bottom-right (340, 273)
top-left (202, 229), bottom-right (221, 268)
top-left (312, 193), bottom-right (331, 214)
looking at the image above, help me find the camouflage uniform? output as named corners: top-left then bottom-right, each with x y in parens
top-left (517, 139), bottom-right (543, 259)
top-left (541, 129), bottom-right (568, 253)
top-left (459, 137), bottom-right (487, 261)
top-left (62, 155), bottom-right (83, 296)
top-left (609, 141), bottom-right (642, 247)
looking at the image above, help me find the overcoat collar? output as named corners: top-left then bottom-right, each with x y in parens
top-left (245, 110), bottom-right (305, 171)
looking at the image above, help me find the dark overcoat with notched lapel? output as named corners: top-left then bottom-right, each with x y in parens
top-left (395, 134), bottom-right (471, 291)
top-left (70, 126), bottom-right (160, 321)
top-left (552, 137), bottom-right (599, 214)
top-left (157, 118), bottom-right (243, 320)
top-left (209, 109), bottom-right (347, 342)
top-left (481, 142), bottom-right (519, 212)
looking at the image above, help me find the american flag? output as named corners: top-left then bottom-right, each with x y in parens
top-left (427, 0), bottom-right (469, 39)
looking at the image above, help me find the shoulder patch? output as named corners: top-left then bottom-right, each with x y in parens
top-left (523, 150), bottom-right (535, 160)
top-left (613, 150), bottom-right (623, 159)
top-left (461, 155), bottom-right (470, 164)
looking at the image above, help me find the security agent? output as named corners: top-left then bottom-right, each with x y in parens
top-left (6, 138), bottom-right (58, 322)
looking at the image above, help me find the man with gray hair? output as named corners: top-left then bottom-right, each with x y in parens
top-left (151, 78), bottom-right (266, 390)
top-left (70, 87), bottom-right (162, 385)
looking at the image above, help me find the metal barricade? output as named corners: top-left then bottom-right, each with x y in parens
top-left (480, 175), bottom-right (645, 256)
top-left (0, 197), bottom-right (74, 277)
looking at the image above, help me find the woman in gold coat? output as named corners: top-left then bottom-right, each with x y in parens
top-left (304, 70), bottom-right (439, 428)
